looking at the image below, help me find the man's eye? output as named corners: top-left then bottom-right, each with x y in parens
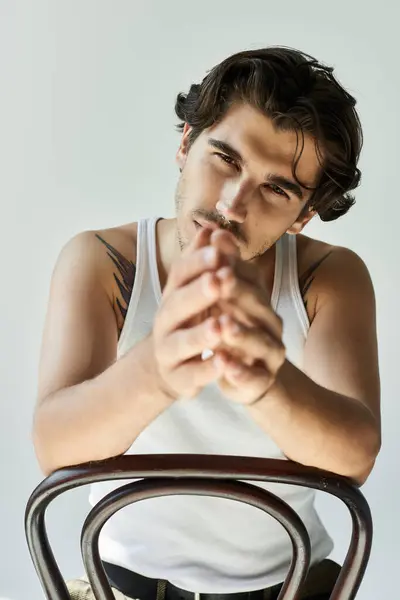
top-left (216, 153), bottom-right (236, 166)
top-left (266, 184), bottom-right (288, 198)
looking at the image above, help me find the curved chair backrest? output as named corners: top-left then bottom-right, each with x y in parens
top-left (25, 454), bottom-right (373, 600)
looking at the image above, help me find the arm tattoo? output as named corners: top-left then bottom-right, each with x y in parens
top-left (95, 234), bottom-right (136, 333)
top-left (299, 251), bottom-right (333, 311)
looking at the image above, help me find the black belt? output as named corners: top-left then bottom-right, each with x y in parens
top-left (103, 562), bottom-right (277, 600)
top-left (102, 560), bottom-right (341, 600)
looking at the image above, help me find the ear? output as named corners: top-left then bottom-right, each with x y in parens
top-left (286, 207), bottom-right (317, 234)
top-left (176, 123), bottom-right (192, 171)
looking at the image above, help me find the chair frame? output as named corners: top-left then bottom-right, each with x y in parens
top-left (25, 454), bottom-right (373, 600)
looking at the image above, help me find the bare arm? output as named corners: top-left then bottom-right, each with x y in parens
top-left (248, 248), bottom-right (381, 485)
top-left (33, 231), bottom-right (172, 475)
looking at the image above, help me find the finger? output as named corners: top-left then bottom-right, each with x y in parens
top-left (214, 352), bottom-right (274, 405)
top-left (219, 314), bottom-right (285, 372)
top-left (163, 228), bottom-right (212, 295)
top-left (209, 234), bottom-right (261, 289)
top-left (157, 271), bottom-right (222, 337)
top-left (168, 353), bottom-right (225, 399)
top-left (161, 316), bottom-right (222, 369)
top-left (216, 267), bottom-right (283, 338)
top-left (190, 223), bottom-right (214, 251)
top-left (218, 299), bottom-right (257, 328)
top-left (209, 229), bottom-right (240, 261)
top-left (209, 230), bottom-right (260, 289)
top-left (164, 239), bottom-right (231, 298)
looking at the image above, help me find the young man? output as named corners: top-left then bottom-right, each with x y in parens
top-left (33, 47), bottom-right (381, 600)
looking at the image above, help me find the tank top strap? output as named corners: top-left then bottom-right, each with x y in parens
top-left (116, 216), bottom-right (160, 355)
top-left (146, 216), bottom-right (163, 303)
top-left (285, 233), bottom-right (310, 335)
top-left (271, 235), bottom-right (284, 309)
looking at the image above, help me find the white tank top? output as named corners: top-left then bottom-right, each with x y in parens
top-left (89, 216), bottom-right (333, 593)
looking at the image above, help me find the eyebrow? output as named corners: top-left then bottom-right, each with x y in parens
top-left (207, 137), bottom-right (306, 201)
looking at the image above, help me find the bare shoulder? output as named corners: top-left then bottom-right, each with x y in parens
top-left (68, 221), bottom-right (139, 336)
top-left (296, 233), bottom-right (374, 323)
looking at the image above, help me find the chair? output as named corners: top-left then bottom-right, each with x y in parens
top-left (25, 454), bottom-right (373, 600)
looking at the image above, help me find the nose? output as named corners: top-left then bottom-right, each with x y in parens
top-left (215, 180), bottom-right (251, 223)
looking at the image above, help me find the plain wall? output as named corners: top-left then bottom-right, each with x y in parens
top-left (1, 1), bottom-right (399, 598)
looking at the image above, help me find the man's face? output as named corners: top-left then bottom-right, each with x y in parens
top-left (174, 102), bottom-right (321, 261)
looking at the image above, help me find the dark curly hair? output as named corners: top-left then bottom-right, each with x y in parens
top-left (175, 46), bottom-right (363, 222)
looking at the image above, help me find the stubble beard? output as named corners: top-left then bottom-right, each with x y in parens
top-left (174, 173), bottom-right (277, 261)
top-left (174, 177), bottom-right (190, 252)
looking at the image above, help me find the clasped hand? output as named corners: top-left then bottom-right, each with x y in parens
top-left (206, 227), bottom-right (286, 405)
top-left (154, 225), bottom-right (286, 405)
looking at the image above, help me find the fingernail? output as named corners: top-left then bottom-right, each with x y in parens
top-left (230, 321), bottom-right (242, 335)
top-left (216, 267), bottom-right (231, 280)
top-left (203, 247), bottom-right (217, 265)
top-left (213, 354), bottom-right (225, 373)
top-left (219, 314), bottom-right (230, 327)
top-left (202, 273), bottom-right (217, 297)
top-left (206, 318), bottom-right (219, 338)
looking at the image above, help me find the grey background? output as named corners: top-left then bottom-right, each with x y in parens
top-left (0, 1), bottom-right (398, 598)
